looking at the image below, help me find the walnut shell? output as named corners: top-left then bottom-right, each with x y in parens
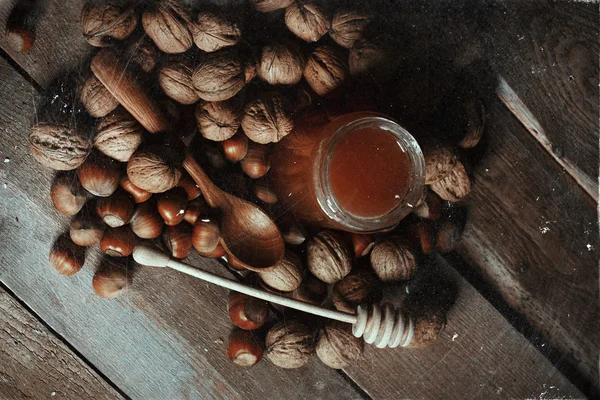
top-left (80, 76), bottom-right (119, 118)
top-left (81, 2), bottom-right (137, 47)
top-left (192, 12), bottom-right (241, 52)
top-left (430, 161), bottom-right (471, 202)
top-left (192, 48), bottom-right (246, 101)
top-left (266, 320), bottom-right (314, 369)
top-left (241, 92), bottom-right (293, 144)
top-left (304, 45), bottom-right (348, 96)
top-left (329, 10), bottom-right (371, 49)
top-left (291, 274), bottom-right (327, 305)
top-left (370, 240), bottom-right (418, 282)
top-left (407, 309), bottom-right (447, 348)
top-left (316, 321), bottom-right (364, 369)
top-left (142, 1), bottom-right (193, 54)
top-left (94, 109), bottom-right (144, 162)
top-left (459, 98), bottom-right (486, 149)
top-left (284, 2), bottom-right (330, 42)
top-left (349, 36), bottom-right (391, 77)
top-left (424, 146), bottom-right (458, 185)
top-left (29, 123), bottom-right (91, 170)
top-left (258, 41), bottom-right (305, 86)
top-left (195, 98), bottom-right (242, 141)
top-left (258, 251), bottom-right (304, 292)
top-left (125, 36), bottom-right (158, 73)
top-left (127, 146), bottom-right (182, 193)
top-left (332, 270), bottom-right (379, 313)
top-left (307, 230), bottom-right (352, 284)
top-left (158, 58), bottom-right (199, 105)
top-left (250, 0), bottom-right (294, 12)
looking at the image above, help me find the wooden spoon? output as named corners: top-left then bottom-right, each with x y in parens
top-left (91, 49), bottom-right (284, 270)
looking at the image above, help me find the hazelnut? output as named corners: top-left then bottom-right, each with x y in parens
top-left (329, 10), bottom-right (371, 49)
top-left (120, 175), bottom-right (152, 203)
top-left (92, 260), bottom-right (132, 299)
top-left (80, 75), bottom-right (119, 118)
top-left (242, 92), bottom-right (293, 144)
top-left (192, 48), bottom-right (246, 102)
top-left (81, 1), bottom-right (137, 47)
top-left (228, 292), bottom-right (269, 330)
top-left (127, 146), bottom-right (183, 193)
top-left (158, 57), bottom-right (199, 105)
top-left (96, 191), bottom-right (135, 227)
top-left (197, 241), bottom-right (226, 259)
top-left (29, 123), bottom-right (92, 170)
top-left (291, 274), bottom-right (327, 305)
top-left (240, 143), bottom-right (271, 179)
top-left (142, 1), bottom-right (193, 54)
top-left (350, 233), bottom-right (375, 258)
top-left (459, 97), bottom-right (486, 149)
top-left (423, 146), bottom-right (458, 185)
top-left (332, 270), bottom-right (379, 313)
top-left (348, 36), bottom-right (392, 77)
top-left (183, 197), bottom-right (204, 225)
top-left (227, 329), bottom-right (264, 367)
top-left (162, 222), bottom-right (193, 259)
top-left (94, 108), bottom-right (144, 162)
top-left (436, 217), bottom-right (463, 253)
top-left (203, 144), bottom-right (228, 169)
top-left (253, 181), bottom-right (278, 204)
top-left (195, 98), bottom-right (242, 141)
top-left (77, 152), bottom-right (121, 197)
top-left (50, 172), bottom-right (88, 216)
top-left (279, 217), bottom-right (307, 246)
top-left (413, 190), bottom-right (442, 220)
top-left (221, 131), bottom-right (249, 162)
top-left (70, 208), bottom-right (105, 247)
top-left (258, 251), bottom-right (304, 292)
top-left (191, 12), bottom-right (241, 53)
top-left (304, 45), bottom-right (348, 96)
top-left (176, 174), bottom-right (202, 200)
top-left (316, 321), bottom-right (364, 369)
top-left (250, 0), bottom-right (293, 12)
top-left (266, 320), bottom-right (314, 369)
top-left (284, 2), bottom-right (330, 42)
top-left (49, 235), bottom-right (85, 276)
top-left (258, 41), bottom-right (305, 86)
top-left (156, 187), bottom-right (188, 226)
top-left (370, 239), bottom-right (418, 282)
top-left (404, 221), bottom-right (436, 255)
top-left (191, 219), bottom-right (220, 254)
top-left (406, 309), bottom-right (447, 348)
top-left (307, 230), bottom-right (352, 284)
top-left (130, 200), bottom-right (164, 239)
top-left (5, 3), bottom-right (36, 53)
top-left (100, 226), bottom-right (135, 257)
top-left (430, 161), bottom-right (471, 202)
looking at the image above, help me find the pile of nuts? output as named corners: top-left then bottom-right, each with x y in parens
top-left (29, 0), bottom-right (483, 371)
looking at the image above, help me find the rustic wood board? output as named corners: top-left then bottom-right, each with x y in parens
top-left (0, 287), bottom-right (123, 400)
top-left (457, 97), bottom-right (599, 394)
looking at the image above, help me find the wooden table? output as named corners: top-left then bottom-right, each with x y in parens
top-left (0, 1), bottom-right (597, 399)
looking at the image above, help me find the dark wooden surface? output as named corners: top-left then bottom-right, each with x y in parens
top-left (0, 0), bottom-right (597, 398)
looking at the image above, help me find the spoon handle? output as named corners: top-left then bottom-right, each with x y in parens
top-left (182, 151), bottom-right (224, 208)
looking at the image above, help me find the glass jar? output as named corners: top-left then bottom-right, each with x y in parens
top-left (268, 111), bottom-right (425, 233)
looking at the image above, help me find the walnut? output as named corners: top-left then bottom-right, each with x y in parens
top-left (158, 57), bottom-right (199, 105)
top-left (430, 161), bottom-right (471, 202)
top-left (304, 45), bottom-right (348, 96)
top-left (192, 48), bottom-right (246, 102)
top-left (316, 321), bottom-right (364, 369)
top-left (127, 145), bottom-right (182, 193)
top-left (307, 230), bottom-right (352, 284)
top-left (284, 2), bottom-right (330, 42)
top-left (349, 36), bottom-right (391, 77)
top-left (266, 320), bottom-right (314, 369)
top-left (242, 92), bottom-right (293, 144)
top-left (332, 270), bottom-right (379, 313)
top-left (250, 0), bottom-right (294, 13)
top-left (407, 309), bottom-right (447, 348)
top-left (423, 146), bottom-right (458, 185)
top-left (258, 41), bottom-right (305, 86)
top-left (258, 251), bottom-right (304, 292)
top-left (80, 76), bottom-right (119, 118)
top-left (195, 97), bottom-right (242, 141)
top-left (191, 12), bottom-right (241, 53)
top-left (81, 1), bottom-right (137, 47)
top-left (291, 274), bottom-right (328, 305)
top-left (329, 10), bottom-right (371, 49)
top-left (370, 239), bottom-right (418, 282)
top-left (459, 97), bottom-right (486, 149)
top-left (29, 123), bottom-right (92, 170)
top-left (94, 109), bottom-right (144, 162)
top-left (124, 36), bottom-right (158, 73)
top-left (142, 1), bottom-right (193, 54)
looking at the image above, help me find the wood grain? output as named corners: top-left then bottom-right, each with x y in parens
top-left (0, 287), bottom-right (123, 400)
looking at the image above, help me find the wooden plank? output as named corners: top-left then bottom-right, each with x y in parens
top-left (0, 56), bottom-right (364, 400)
top-left (488, 1), bottom-right (599, 200)
top-left (0, 287), bottom-right (123, 400)
top-left (457, 98), bottom-right (599, 394)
